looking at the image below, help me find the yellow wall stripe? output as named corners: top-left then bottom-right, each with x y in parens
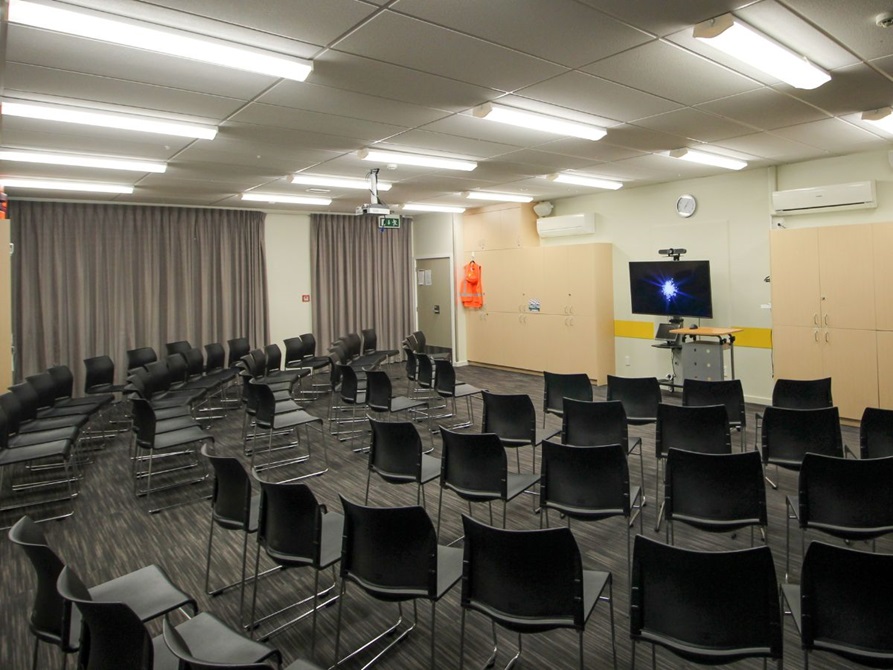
top-left (613, 321), bottom-right (773, 349)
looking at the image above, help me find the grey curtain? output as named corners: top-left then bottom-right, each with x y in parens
top-left (310, 213), bottom-right (413, 354)
top-left (11, 201), bottom-right (268, 391)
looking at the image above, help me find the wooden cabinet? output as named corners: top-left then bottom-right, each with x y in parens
top-left (770, 223), bottom-right (892, 419)
top-left (878, 331), bottom-right (893, 410)
top-left (462, 204), bottom-right (615, 384)
top-left (462, 203), bottom-right (538, 251)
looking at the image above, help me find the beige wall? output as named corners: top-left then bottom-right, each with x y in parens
top-left (264, 213), bottom-right (313, 350)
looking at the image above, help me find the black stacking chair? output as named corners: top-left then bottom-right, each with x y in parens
top-left (539, 440), bottom-right (642, 574)
top-left (860, 406), bottom-right (893, 458)
top-left (0, 390), bottom-right (81, 446)
top-left (364, 369), bottom-right (429, 426)
top-left (436, 427), bottom-right (540, 536)
top-left (433, 358), bottom-right (482, 429)
top-left (83, 355), bottom-right (127, 396)
top-left (410, 330), bottom-right (451, 360)
top-left (333, 497), bottom-right (462, 669)
top-left (481, 391), bottom-right (559, 474)
top-left (542, 371), bottom-right (593, 427)
top-left (459, 515), bottom-right (616, 670)
top-left (332, 364), bottom-right (367, 446)
top-left (606, 375), bottom-right (661, 427)
top-left (126, 346), bottom-right (158, 374)
top-left (249, 479), bottom-right (343, 649)
top-left (785, 453), bottom-right (893, 582)
top-left (654, 403), bottom-right (731, 530)
top-left (9, 515), bottom-right (196, 670)
top-left (630, 535), bottom-right (782, 669)
top-left (754, 377), bottom-right (832, 449)
top-left (414, 352), bottom-right (443, 408)
top-left (365, 417), bottom-right (440, 506)
top-left (664, 449), bottom-right (767, 547)
top-left (166, 340), bottom-right (192, 356)
top-left (361, 327), bottom-right (399, 361)
top-left (781, 541), bottom-right (893, 669)
top-left (47, 365), bottom-right (111, 410)
top-left (760, 406), bottom-right (843, 489)
top-left (228, 337), bottom-right (251, 368)
top-left (402, 347), bottom-right (420, 397)
top-left (682, 378), bottom-right (747, 451)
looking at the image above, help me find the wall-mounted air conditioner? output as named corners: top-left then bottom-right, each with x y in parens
top-left (771, 180), bottom-right (877, 215)
top-left (536, 213), bottom-right (596, 238)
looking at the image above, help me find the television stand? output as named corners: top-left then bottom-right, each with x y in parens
top-left (670, 327), bottom-right (742, 381)
top-left (652, 341), bottom-right (683, 391)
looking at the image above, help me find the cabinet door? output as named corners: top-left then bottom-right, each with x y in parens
top-left (478, 250), bottom-right (512, 313)
top-left (771, 325), bottom-right (823, 380)
top-left (818, 225), bottom-right (875, 330)
top-left (822, 328), bottom-right (878, 420)
top-left (874, 223), bottom-right (893, 331)
top-left (516, 247), bottom-right (544, 314)
top-left (878, 331), bottom-right (893, 410)
top-left (770, 228), bottom-right (821, 328)
top-left (543, 314), bottom-right (599, 379)
top-left (541, 246), bottom-right (570, 315)
top-left (463, 212), bottom-right (482, 252)
top-left (465, 311), bottom-right (492, 363)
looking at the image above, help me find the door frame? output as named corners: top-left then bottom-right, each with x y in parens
top-left (413, 254), bottom-right (456, 354)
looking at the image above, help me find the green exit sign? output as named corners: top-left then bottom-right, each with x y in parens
top-left (378, 216), bottom-right (401, 229)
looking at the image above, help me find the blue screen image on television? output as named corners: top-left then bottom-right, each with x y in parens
top-left (628, 260), bottom-right (713, 319)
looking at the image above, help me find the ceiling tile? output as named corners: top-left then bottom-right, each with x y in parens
top-left (601, 125), bottom-right (692, 153)
top-left (770, 118), bottom-right (889, 153)
top-left (415, 114), bottom-right (539, 149)
top-left (230, 103), bottom-right (407, 142)
top-left (633, 108), bottom-right (756, 143)
top-left (780, 0), bottom-right (893, 61)
top-left (783, 63), bottom-right (893, 116)
top-left (712, 133), bottom-right (824, 162)
top-left (575, 0), bottom-right (753, 37)
top-left (369, 131), bottom-right (518, 160)
top-left (524, 138), bottom-right (645, 163)
top-left (696, 88), bottom-right (830, 130)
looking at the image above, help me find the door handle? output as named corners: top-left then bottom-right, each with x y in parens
top-left (813, 313), bottom-right (819, 326)
top-left (823, 314), bottom-right (829, 326)
top-left (813, 329), bottom-right (819, 342)
top-left (825, 331), bottom-right (830, 343)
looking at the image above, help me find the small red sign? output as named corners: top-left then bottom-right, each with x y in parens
top-left (302, 294), bottom-right (311, 303)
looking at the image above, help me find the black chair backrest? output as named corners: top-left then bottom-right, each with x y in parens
top-left (300, 333), bottom-right (319, 357)
top-left (606, 375), bottom-right (661, 424)
top-left (126, 346), bottom-right (158, 373)
top-left (165, 354), bottom-right (190, 385)
top-left (798, 453), bottom-right (893, 540)
top-left (361, 328), bottom-right (378, 353)
top-left (630, 535), bottom-right (782, 663)
top-left (682, 378), bottom-right (745, 427)
top-left (481, 391), bottom-right (535, 445)
top-left (439, 427), bottom-right (506, 498)
top-left (166, 340), bottom-right (192, 356)
top-left (57, 567), bottom-right (154, 670)
top-left (184, 348), bottom-right (206, 378)
top-left (433, 358), bottom-right (457, 395)
top-left (540, 441), bottom-right (630, 519)
top-left (144, 360), bottom-right (174, 394)
top-left (665, 449), bottom-right (766, 531)
top-left (25, 373), bottom-right (60, 410)
top-left (263, 344), bottom-right (283, 373)
top-left (761, 406), bottom-right (842, 469)
top-left (416, 354), bottom-right (434, 389)
top-left (364, 370), bottom-right (393, 411)
top-left (202, 445), bottom-right (252, 530)
top-left (47, 365), bottom-right (75, 400)
top-left (8, 516), bottom-right (75, 651)
top-left (84, 355), bottom-right (116, 390)
top-left (343, 333), bottom-right (363, 359)
top-left (0, 392), bottom-right (25, 434)
top-left (240, 350), bottom-right (266, 379)
top-left (543, 372), bottom-right (593, 417)
top-left (284, 336), bottom-right (307, 365)
top-left (130, 398), bottom-right (160, 442)
top-left (204, 343), bottom-right (226, 372)
top-left (403, 347), bottom-right (418, 382)
top-left (771, 377), bottom-right (832, 409)
top-left (8, 382), bottom-right (43, 422)
top-left (339, 365), bottom-right (362, 404)
top-left (799, 541), bottom-right (893, 662)
top-left (860, 407), bottom-right (893, 459)
top-left (562, 399), bottom-right (629, 448)
top-left (227, 337), bottom-right (251, 368)
top-left (461, 515), bottom-right (584, 630)
top-left (656, 403), bottom-right (731, 458)
top-left (250, 381), bottom-right (283, 426)
top-left (256, 479), bottom-right (323, 566)
top-left (339, 496), bottom-right (437, 598)
top-left (369, 418), bottom-right (424, 482)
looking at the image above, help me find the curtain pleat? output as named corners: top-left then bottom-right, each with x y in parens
top-left (10, 201), bottom-right (268, 391)
top-left (310, 214), bottom-right (413, 355)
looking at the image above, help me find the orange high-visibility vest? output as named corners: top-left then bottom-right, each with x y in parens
top-left (460, 261), bottom-right (483, 308)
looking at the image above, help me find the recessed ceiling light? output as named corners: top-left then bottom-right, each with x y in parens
top-left (0, 149), bottom-right (166, 172)
top-left (291, 174), bottom-right (392, 191)
top-left (8, 0), bottom-right (312, 81)
top-left (358, 149), bottom-right (477, 172)
top-left (2, 99), bottom-right (218, 139)
top-left (402, 203), bottom-right (466, 213)
top-left (0, 177), bottom-right (133, 193)
top-left (473, 103), bottom-right (607, 141)
top-left (545, 173), bottom-right (624, 190)
top-left (464, 191), bottom-right (533, 203)
top-left (694, 13), bottom-right (830, 90)
top-left (862, 107), bottom-right (893, 134)
top-left (664, 148), bottom-right (747, 171)
top-left (242, 193), bottom-right (331, 206)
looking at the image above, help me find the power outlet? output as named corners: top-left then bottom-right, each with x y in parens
top-left (624, 356), bottom-right (631, 367)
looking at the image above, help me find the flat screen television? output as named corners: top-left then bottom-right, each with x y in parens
top-left (629, 260), bottom-right (713, 319)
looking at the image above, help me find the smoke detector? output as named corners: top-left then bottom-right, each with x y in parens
top-left (876, 12), bottom-right (893, 27)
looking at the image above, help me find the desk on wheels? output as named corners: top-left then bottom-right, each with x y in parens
top-left (670, 327), bottom-right (742, 381)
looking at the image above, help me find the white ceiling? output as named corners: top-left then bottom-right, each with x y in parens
top-left (2, 0), bottom-right (893, 212)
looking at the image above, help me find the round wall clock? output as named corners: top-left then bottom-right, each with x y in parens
top-left (676, 194), bottom-right (697, 218)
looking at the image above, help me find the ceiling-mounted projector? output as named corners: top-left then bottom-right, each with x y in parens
top-left (357, 203), bottom-right (390, 216)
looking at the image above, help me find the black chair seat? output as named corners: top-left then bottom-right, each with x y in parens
top-left (88, 564), bottom-right (196, 622)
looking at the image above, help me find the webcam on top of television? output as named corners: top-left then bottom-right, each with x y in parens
top-left (658, 248), bottom-right (687, 261)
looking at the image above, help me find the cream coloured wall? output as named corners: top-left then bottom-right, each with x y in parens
top-left (264, 212), bottom-right (313, 349)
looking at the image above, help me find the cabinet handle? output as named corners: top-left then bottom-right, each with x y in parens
top-left (564, 306), bottom-right (569, 315)
top-left (814, 329), bottom-right (819, 342)
top-left (825, 331), bottom-right (830, 343)
top-left (568, 317), bottom-right (574, 326)
top-left (824, 314), bottom-right (829, 326)
top-left (569, 305), bottom-right (574, 315)
top-left (813, 313), bottom-right (819, 326)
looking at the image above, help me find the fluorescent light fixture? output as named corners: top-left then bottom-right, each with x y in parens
top-left (473, 103), bottom-right (607, 141)
top-left (2, 100), bottom-right (218, 139)
top-left (0, 149), bottom-right (166, 173)
top-left (665, 148), bottom-right (747, 171)
top-left (694, 13), bottom-right (830, 90)
top-left (402, 204), bottom-right (466, 213)
top-left (8, 0), bottom-right (312, 81)
top-left (0, 177), bottom-right (133, 193)
top-left (545, 173), bottom-right (623, 190)
top-left (358, 149), bottom-right (477, 172)
top-left (862, 107), bottom-right (893, 134)
top-left (242, 193), bottom-right (331, 206)
top-left (291, 174), bottom-right (392, 191)
top-left (464, 191), bottom-right (533, 203)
